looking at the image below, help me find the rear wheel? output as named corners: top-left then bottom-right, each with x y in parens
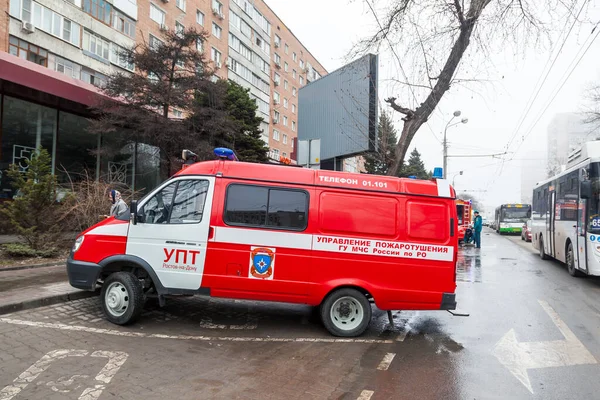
top-left (101, 272), bottom-right (145, 325)
top-left (566, 242), bottom-right (584, 277)
top-left (321, 288), bottom-right (371, 337)
top-left (539, 237), bottom-right (548, 260)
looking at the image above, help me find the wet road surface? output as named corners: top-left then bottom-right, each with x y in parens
top-left (1, 228), bottom-right (600, 399)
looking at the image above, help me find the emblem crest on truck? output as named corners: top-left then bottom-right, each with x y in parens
top-left (249, 247), bottom-right (275, 280)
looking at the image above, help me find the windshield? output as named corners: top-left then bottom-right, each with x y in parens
top-left (587, 162), bottom-right (600, 233)
top-left (501, 208), bottom-right (529, 223)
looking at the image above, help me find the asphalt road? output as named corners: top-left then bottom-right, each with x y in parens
top-left (1, 228), bottom-right (600, 399)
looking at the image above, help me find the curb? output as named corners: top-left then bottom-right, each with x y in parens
top-left (0, 290), bottom-right (99, 316)
top-left (0, 262), bottom-right (65, 272)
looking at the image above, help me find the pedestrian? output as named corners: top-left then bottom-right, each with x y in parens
top-left (473, 210), bottom-right (483, 249)
top-left (108, 189), bottom-right (128, 217)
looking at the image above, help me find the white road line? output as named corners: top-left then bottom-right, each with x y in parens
top-left (0, 318), bottom-right (393, 344)
top-left (357, 390), bottom-right (374, 400)
top-left (376, 352), bottom-right (396, 370)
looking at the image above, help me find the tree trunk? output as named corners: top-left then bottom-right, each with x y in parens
top-left (387, 12), bottom-right (480, 176)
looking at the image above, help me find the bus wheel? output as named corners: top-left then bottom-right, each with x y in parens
top-left (566, 242), bottom-right (584, 277)
top-left (321, 288), bottom-right (371, 337)
top-left (101, 272), bottom-right (145, 325)
top-left (539, 237), bottom-right (548, 260)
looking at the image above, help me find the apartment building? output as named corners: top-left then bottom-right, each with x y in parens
top-left (0, 0), bottom-right (326, 196)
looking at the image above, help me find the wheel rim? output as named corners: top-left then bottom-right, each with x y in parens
top-left (330, 296), bottom-right (364, 331)
top-left (105, 282), bottom-right (129, 317)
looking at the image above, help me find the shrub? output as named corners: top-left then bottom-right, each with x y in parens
top-left (0, 149), bottom-right (65, 251)
top-left (1, 243), bottom-right (60, 258)
top-left (59, 172), bottom-right (138, 232)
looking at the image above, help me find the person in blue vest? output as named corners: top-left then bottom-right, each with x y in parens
top-left (473, 210), bottom-right (483, 249)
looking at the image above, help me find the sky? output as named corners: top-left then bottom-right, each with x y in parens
top-left (267, 0), bottom-right (600, 216)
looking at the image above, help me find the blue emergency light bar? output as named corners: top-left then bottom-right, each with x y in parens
top-left (432, 167), bottom-right (443, 179)
top-left (214, 147), bottom-right (238, 161)
top-left (408, 175), bottom-right (417, 179)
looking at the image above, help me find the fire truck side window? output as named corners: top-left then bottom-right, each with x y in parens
top-left (224, 184), bottom-right (308, 230)
top-left (140, 182), bottom-right (177, 224)
top-left (169, 180), bottom-right (209, 224)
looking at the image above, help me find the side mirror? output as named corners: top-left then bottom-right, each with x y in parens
top-left (130, 200), bottom-right (139, 225)
top-left (581, 181), bottom-right (592, 199)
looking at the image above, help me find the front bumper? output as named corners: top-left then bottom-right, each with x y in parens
top-left (440, 293), bottom-right (457, 310)
top-left (67, 256), bottom-right (101, 291)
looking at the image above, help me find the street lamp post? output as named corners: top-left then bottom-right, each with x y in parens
top-left (452, 171), bottom-right (463, 187)
top-left (443, 111), bottom-right (468, 179)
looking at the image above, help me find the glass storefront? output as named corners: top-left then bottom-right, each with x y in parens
top-left (0, 94), bottom-right (165, 198)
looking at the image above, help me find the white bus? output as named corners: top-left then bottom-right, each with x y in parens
top-left (532, 141), bottom-right (600, 277)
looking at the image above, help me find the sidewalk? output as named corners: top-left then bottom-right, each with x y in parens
top-left (0, 264), bottom-right (97, 315)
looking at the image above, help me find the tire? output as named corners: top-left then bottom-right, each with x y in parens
top-left (320, 288), bottom-right (371, 337)
top-left (101, 271), bottom-right (145, 325)
top-left (539, 237), bottom-right (548, 260)
top-left (566, 242), bottom-right (584, 277)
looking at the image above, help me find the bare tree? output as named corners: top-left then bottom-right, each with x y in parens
top-left (585, 84), bottom-right (600, 128)
top-left (354, 0), bottom-right (580, 176)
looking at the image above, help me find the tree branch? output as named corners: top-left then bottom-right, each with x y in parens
top-left (453, 0), bottom-right (467, 26)
top-left (385, 97), bottom-right (415, 120)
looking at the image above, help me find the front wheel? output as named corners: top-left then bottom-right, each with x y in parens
top-left (101, 272), bottom-right (145, 325)
top-left (320, 288), bottom-right (371, 337)
top-left (566, 242), bottom-right (584, 277)
top-left (539, 237), bottom-right (548, 260)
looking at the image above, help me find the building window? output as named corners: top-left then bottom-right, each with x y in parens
top-left (113, 11), bottom-right (136, 38)
top-left (283, 116), bottom-right (288, 126)
top-left (212, 23), bottom-right (222, 39)
top-left (284, 43), bottom-right (289, 54)
top-left (300, 76), bottom-right (304, 85)
top-left (283, 98), bottom-right (288, 108)
top-left (292, 104), bottom-right (296, 113)
top-left (81, 68), bottom-right (107, 87)
top-left (8, 36), bottom-right (48, 66)
top-left (172, 109), bottom-right (183, 118)
top-left (0, 96), bottom-right (57, 196)
top-left (224, 184), bottom-right (309, 230)
top-left (149, 34), bottom-right (163, 50)
top-left (197, 10), bottom-right (204, 25)
top-left (300, 60), bottom-right (304, 69)
top-left (271, 149), bottom-right (280, 159)
top-left (274, 72), bottom-right (281, 85)
top-left (28, 2), bottom-right (81, 46)
top-left (273, 92), bottom-right (280, 104)
top-left (283, 134), bottom-right (288, 144)
top-left (51, 54), bottom-right (80, 79)
top-left (293, 52), bottom-right (297, 62)
top-left (82, 0), bottom-right (112, 25)
top-left (273, 111), bottom-right (280, 124)
top-left (211, 47), bottom-right (222, 65)
top-left (292, 121), bottom-right (296, 132)
top-left (176, 21), bottom-right (185, 36)
top-left (282, 152), bottom-right (287, 158)
top-left (274, 35), bottom-right (281, 47)
top-left (83, 31), bottom-right (110, 61)
top-left (284, 80), bottom-right (289, 90)
top-left (285, 62), bottom-right (290, 72)
top-left (292, 87), bottom-right (297, 96)
top-left (176, 0), bottom-right (186, 12)
top-left (150, 4), bottom-right (165, 25)
top-left (273, 130), bottom-right (280, 141)
top-left (212, 0), bottom-right (223, 15)
top-left (274, 53), bottom-right (281, 65)
top-left (293, 69), bottom-right (297, 79)
top-left (110, 44), bottom-right (135, 71)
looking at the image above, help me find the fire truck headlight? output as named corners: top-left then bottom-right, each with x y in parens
top-left (72, 236), bottom-right (84, 253)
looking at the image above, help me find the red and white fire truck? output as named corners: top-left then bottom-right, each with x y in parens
top-left (68, 148), bottom-right (459, 337)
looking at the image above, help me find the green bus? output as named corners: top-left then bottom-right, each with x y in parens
top-left (494, 204), bottom-right (531, 234)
